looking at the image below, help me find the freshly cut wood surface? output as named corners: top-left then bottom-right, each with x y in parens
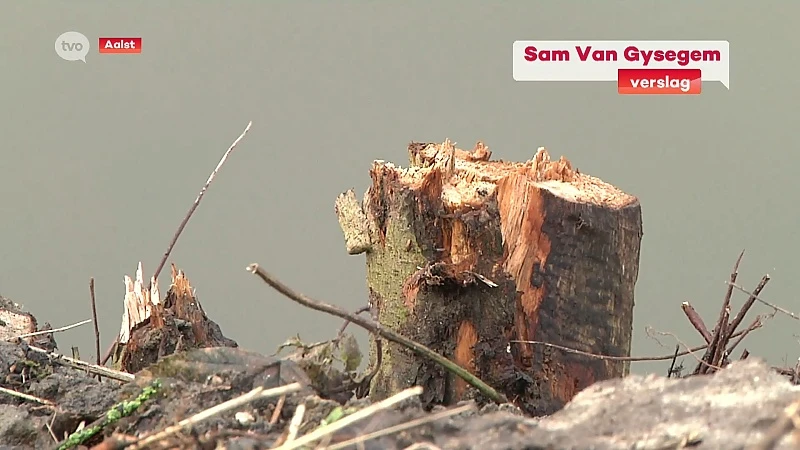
top-left (336, 140), bottom-right (642, 415)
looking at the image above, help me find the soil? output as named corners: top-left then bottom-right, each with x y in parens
top-left (0, 335), bottom-right (799, 449)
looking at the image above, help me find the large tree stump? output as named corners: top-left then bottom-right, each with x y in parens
top-left (335, 140), bottom-right (642, 415)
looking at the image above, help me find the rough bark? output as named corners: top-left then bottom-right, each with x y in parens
top-left (336, 140), bottom-right (642, 415)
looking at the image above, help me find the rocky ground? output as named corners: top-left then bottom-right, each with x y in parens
top-left (0, 335), bottom-right (799, 449)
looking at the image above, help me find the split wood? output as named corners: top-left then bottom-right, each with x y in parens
top-left (246, 263), bottom-right (508, 404)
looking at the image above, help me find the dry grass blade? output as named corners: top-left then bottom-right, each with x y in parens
top-left (403, 444), bottom-right (442, 450)
top-left (128, 381), bottom-right (302, 450)
top-left (0, 386), bottom-right (54, 405)
top-left (12, 319), bottom-right (91, 339)
top-left (285, 402), bottom-right (305, 444)
top-left (325, 403), bottom-right (475, 450)
top-left (25, 345), bottom-right (134, 382)
top-left (273, 386), bottom-right (424, 450)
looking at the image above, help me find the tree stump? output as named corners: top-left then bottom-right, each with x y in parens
top-left (112, 263), bottom-right (237, 373)
top-left (335, 140), bottom-right (642, 415)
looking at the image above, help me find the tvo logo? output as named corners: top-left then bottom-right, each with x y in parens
top-left (55, 31), bottom-right (90, 62)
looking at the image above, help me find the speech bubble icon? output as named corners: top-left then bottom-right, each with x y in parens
top-left (55, 31), bottom-right (90, 62)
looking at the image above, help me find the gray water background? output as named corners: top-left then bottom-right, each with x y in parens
top-left (1, 2), bottom-right (798, 376)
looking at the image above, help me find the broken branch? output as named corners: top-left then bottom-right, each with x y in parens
top-left (246, 263), bottom-right (508, 404)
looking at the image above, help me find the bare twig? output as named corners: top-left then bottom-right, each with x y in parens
top-left (681, 302), bottom-right (712, 343)
top-left (724, 275), bottom-right (770, 344)
top-left (325, 403), bottom-right (475, 450)
top-left (697, 251), bottom-right (743, 375)
top-left (0, 385), bottom-right (54, 406)
top-left (247, 263), bottom-right (508, 404)
top-left (726, 317), bottom-right (763, 355)
top-left (269, 395), bottom-right (286, 425)
top-left (26, 345), bottom-right (133, 383)
top-left (649, 328), bottom-right (724, 371)
top-left (728, 282), bottom-right (800, 321)
top-left (150, 120), bottom-right (253, 287)
top-left (45, 412), bottom-right (58, 443)
top-left (511, 326), bottom-right (755, 363)
top-left (89, 277), bottom-right (101, 372)
top-left (667, 344), bottom-right (680, 378)
top-left (101, 120), bottom-right (253, 367)
top-left (273, 386), bottom-right (424, 450)
top-left (13, 319), bottom-right (92, 339)
top-left (127, 381), bottom-right (302, 450)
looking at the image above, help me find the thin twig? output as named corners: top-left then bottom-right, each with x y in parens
top-left (26, 345), bottom-right (133, 382)
top-left (723, 275), bottom-right (769, 345)
top-left (698, 251), bottom-right (743, 375)
top-left (728, 282), bottom-right (800, 321)
top-left (726, 317), bottom-right (763, 355)
top-left (667, 344), bottom-right (680, 378)
top-left (0, 385), bottom-right (55, 405)
top-left (511, 326), bottom-right (755, 362)
top-left (150, 120), bottom-right (253, 287)
top-left (89, 277), bottom-right (101, 373)
top-left (649, 328), bottom-right (724, 371)
top-left (247, 263), bottom-right (508, 404)
top-left (13, 319), bottom-right (92, 339)
top-left (274, 386), bottom-right (424, 450)
top-left (326, 403), bottom-right (475, 450)
top-left (46, 412), bottom-right (58, 443)
top-left (101, 120), bottom-right (253, 367)
top-left (269, 395), bottom-right (286, 425)
top-left (127, 381), bottom-right (302, 450)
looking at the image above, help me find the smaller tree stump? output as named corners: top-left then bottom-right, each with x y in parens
top-left (336, 140), bottom-right (643, 415)
top-left (113, 263), bottom-right (237, 373)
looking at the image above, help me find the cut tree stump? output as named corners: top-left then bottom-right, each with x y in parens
top-left (335, 140), bottom-right (642, 415)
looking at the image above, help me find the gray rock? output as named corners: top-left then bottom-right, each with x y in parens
top-left (436, 358), bottom-right (800, 449)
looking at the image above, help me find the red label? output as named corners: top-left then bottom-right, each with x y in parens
top-left (98, 37), bottom-right (142, 54)
top-left (618, 68), bottom-right (701, 95)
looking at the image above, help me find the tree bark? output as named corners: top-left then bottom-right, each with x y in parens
top-left (336, 140), bottom-right (642, 415)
